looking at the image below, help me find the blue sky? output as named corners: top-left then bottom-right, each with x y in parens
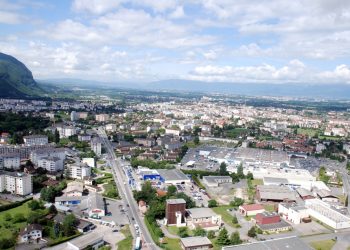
top-left (1, 0), bottom-right (350, 84)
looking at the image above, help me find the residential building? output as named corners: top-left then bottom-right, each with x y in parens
top-left (95, 114), bottom-right (109, 122)
top-left (0, 153), bottom-right (21, 169)
top-left (37, 156), bottom-right (64, 172)
top-left (19, 224), bottom-right (42, 243)
top-left (23, 135), bottom-right (48, 146)
top-left (91, 137), bottom-right (102, 156)
top-left (185, 208), bottom-right (222, 231)
top-left (67, 163), bottom-right (91, 180)
top-left (0, 171), bottom-right (32, 195)
top-left (30, 148), bottom-right (66, 165)
top-left (64, 181), bottom-right (84, 197)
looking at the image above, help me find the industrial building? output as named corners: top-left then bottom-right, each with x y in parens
top-left (239, 204), bottom-right (265, 216)
top-left (185, 208), bottom-right (222, 231)
top-left (255, 212), bottom-right (292, 233)
top-left (156, 169), bottom-right (191, 185)
top-left (202, 176), bottom-right (232, 187)
top-left (256, 185), bottom-right (296, 202)
top-left (278, 203), bottom-right (310, 224)
top-left (305, 199), bottom-right (350, 229)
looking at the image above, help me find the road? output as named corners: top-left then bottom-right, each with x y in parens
top-left (96, 128), bottom-right (159, 250)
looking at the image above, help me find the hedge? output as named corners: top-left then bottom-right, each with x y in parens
top-left (0, 197), bottom-right (33, 212)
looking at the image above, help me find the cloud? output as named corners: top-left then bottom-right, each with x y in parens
top-left (169, 6), bottom-right (185, 19)
top-left (0, 10), bottom-right (24, 24)
top-left (72, 0), bottom-right (124, 15)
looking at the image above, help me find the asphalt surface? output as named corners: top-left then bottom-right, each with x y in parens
top-left (96, 128), bottom-right (159, 250)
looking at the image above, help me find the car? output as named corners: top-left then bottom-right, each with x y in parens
top-left (132, 217), bottom-right (135, 220)
top-left (113, 229), bottom-right (119, 232)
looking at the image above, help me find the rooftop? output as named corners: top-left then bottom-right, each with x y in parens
top-left (240, 204), bottom-right (264, 211)
top-left (180, 236), bottom-right (212, 247)
top-left (156, 169), bottom-right (190, 182)
top-left (166, 198), bottom-right (186, 205)
top-left (186, 208), bottom-right (218, 219)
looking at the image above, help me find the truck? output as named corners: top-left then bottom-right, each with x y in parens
top-left (134, 236), bottom-right (141, 250)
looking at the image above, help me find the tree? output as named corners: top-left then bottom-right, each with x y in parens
top-left (216, 227), bottom-right (231, 245)
top-left (54, 129), bottom-right (60, 143)
top-left (193, 227), bottom-right (206, 237)
top-left (208, 199), bottom-right (218, 208)
top-left (207, 230), bottom-right (216, 239)
top-left (175, 192), bottom-right (196, 208)
top-left (219, 162), bottom-right (229, 175)
top-left (63, 214), bottom-right (77, 237)
top-left (232, 215), bottom-right (238, 225)
top-left (27, 211), bottom-right (42, 224)
top-left (246, 172), bottom-right (254, 180)
top-left (177, 227), bottom-right (189, 238)
top-left (167, 185), bottom-right (177, 197)
top-left (28, 200), bottom-right (43, 210)
top-left (247, 226), bottom-right (257, 238)
top-left (49, 204), bottom-right (58, 214)
top-left (237, 164), bottom-right (244, 179)
top-left (134, 181), bottom-right (157, 204)
top-left (230, 197), bottom-right (244, 208)
top-left (194, 136), bottom-right (200, 145)
top-left (41, 187), bottom-right (57, 203)
top-left (230, 231), bottom-right (242, 245)
top-left (13, 213), bottom-right (26, 223)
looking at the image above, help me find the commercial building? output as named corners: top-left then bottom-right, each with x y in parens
top-left (37, 156), bottom-right (64, 172)
top-left (185, 208), bottom-right (222, 231)
top-left (278, 203), bottom-right (310, 224)
top-left (23, 135), bottom-right (48, 146)
top-left (0, 153), bottom-right (21, 169)
top-left (65, 181), bottom-right (84, 197)
top-left (180, 236), bottom-right (213, 250)
top-left (166, 199), bottom-right (186, 226)
top-left (239, 204), bottom-right (265, 217)
top-left (0, 171), bottom-right (32, 195)
top-left (305, 199), bottom-right (350, 229)
top-left (156, 169), bottom-right (191, 185)
top-left (234, 148), bottom-right (290, 167)
top-left (202, 176), bottom-right (232, 187)
top-left (222, 236), bottom-right (312, 250)
top-left (256, 185), bottom-right (296, 202)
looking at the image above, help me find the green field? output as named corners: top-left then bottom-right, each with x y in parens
top-left (297, 128), bottom-right (319, 137)
top-left (310, 239), bottom-right (336, 250)
top-left (161, 237), bottom-right (182, 250)
top-left (212, 206), bottom-right (236, 228)
top-left (318, 135), bottom-right (342, 141)
top-left (263, 204), bottom-right (276, 212)
top-left (251, 179), bottom-right (263, 186)
top-left (117, 225), bottom-right (133, 250)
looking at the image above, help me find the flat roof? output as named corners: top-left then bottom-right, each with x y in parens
top-left (222, 236), bottom-right (312, 250)
top-left (68, 231), bottom-right (104, 249)
top-left (156, 169), bottom-right (190, 182)
top-left (180, 236), bottom-right (212, 247)
top-left (167, 198), bottom-right (186, 205)
top-left (186, 208), bottom-right (217, 219)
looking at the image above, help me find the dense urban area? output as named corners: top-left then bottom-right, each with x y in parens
top-left (0, 93), bottom-right (350, 250)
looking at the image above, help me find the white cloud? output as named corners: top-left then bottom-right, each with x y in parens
top-left (72, 0), bottom-right (124, 15)
top-left (0, 10), bottom-right (24, 24)
top-left (169, 6), bottom-right (185, 19)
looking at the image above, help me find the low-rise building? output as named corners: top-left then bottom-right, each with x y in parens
top-left (166, 199), bottom-right (186, 226)
top-left (19, 224), bottom-right (42, 243)
top-left (185, 208), bottom-right (222, 231)
top-left (255, 212), bottom-right (292, 233)
top-left (65, 181), bottom-right (84, 197)
top-left (180, 236), bottom-right (213, 250)
top-left (202, 176), bottom-right (232, 187)
top-left (315, 189), bottom-right (339, 203)
top-left (278, 203), bottom-right (309, 224)
top-left (239, 204), bottom-right (265, 217)
top-left (256, 185), bottom-right (296, 202)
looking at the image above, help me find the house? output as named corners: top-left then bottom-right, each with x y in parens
top-left (239, 204), bottom-right (265, 217)
top-left (64, 181), bottom-right (84, 197)
top-left (19, 224), bottom-right (43, 243)
top-left (180, 236), bottom-right (213, 250)
top-left (185, 208), bottom-right (222, 231)
top-left (138, 200), bottom-right (148, 215)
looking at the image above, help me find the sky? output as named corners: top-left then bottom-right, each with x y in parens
top-left (1, 0), bottom-right (350, 84)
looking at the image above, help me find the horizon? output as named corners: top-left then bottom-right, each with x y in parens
top-left (0, 0), bottom-right (350, 85)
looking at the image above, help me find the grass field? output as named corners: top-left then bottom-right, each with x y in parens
top-left (297, 128), bottom-right (319, 137)
top-left (318, 135), bottom-right (342, 141)
top-left (251, 179), bottom-right (263, 186)
top-left (263, 204), bottom-right (276, 212)
top-left (212, 206), bottom-right (236, 227)
top-left (310, 239), bottom-right (336, 250)
top-left (161, 237), bottom-right (182, 250)
top-left (117, 225), bottom-right (133, 250)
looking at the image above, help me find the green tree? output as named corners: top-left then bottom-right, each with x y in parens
top-left (28, 200), bottom-right (43, 210)
top-left (167, 185), bottom-right (177, 197)
top-left (207, 230), bottom-right (216, 239)
top-left (230, 197), bottom-right (244, 207)
top-left (247, 226), bottom-right (257, 238)
top-left (134, 181), bottom-right (157, 204)
top-left (54, 129), bottom-right (60, 144)
top-left (27, 211), bottom-right (42, 224)
top-left (62, 214), bottom-right (77, 237)
top-left (4, 213), bottom-right (12, 221)
top-left (230, 231), bottom-right (242, 245)
top-left (193, 226), bottom-right (206, 237)
top-left (246, 172), bottom-right (254, 180)
top-left (177, 227), bottom-right (189, 238)
top-left (208, 199), bottom-right (218, 208)
top-left (216, 227), bottom-right (231, 245)
top-left (175, 192), bottom-right (196, 208)
top-left (237, 164), bottom-right (244, 179)
top-left (219, 162), bottom-right (228, 175)
top-left (49, 204), bottom-right (58, 214)
top-left (13, 213), bottom-right (26, 223)
top-left (232, 215), bottom-right (238, 224)
top-left (194, 136), bottom-right (200, 145)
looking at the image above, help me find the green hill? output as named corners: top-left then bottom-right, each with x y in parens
top-left (0, 52), bottom-right (45, 98)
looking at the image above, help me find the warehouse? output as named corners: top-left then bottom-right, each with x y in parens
top-left (202, 176), bottom-right (232, 187)
top-left (278, 203), bottom-right (310, 224)
top-left (156, 169), bottom-right (191, 185)
top-left (305, 199), bottom-right (350, 229)
top-left (256, 185), bottom-right (296, 202)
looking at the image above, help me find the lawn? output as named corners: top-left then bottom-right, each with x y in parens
top-left (297, 128), bottom-right (319, 137)
top-left (318, 135), bottom-right (342, 141)
top-left (167, 226), bottom-right (194, 237)
top-left (251, 179), bottom-right (263, 186)
top-left (263, 204), bottom-right (276, 212)
top-left (310, 239), bottom-right (336, 250)
top-left (212, 206), bottom-right (236, 228)
top-left (161, 237), bottom-right (182, 250)
top-left (117, 225), bottom-right (133, 250)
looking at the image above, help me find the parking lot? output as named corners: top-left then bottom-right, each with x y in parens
top-left (102, 199), bottom-right (130, 226)
top-left (181, 181), bottom-right (210, 207)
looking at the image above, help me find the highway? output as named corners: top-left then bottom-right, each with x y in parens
top-left (96, 128), bottom-right (159, 250)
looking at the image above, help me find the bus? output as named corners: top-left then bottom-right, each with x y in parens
top-left (134, 237), bottom-right (141, 250)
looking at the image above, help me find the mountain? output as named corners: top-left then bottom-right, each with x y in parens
top-left (0, 52), bottom-right (45, 98)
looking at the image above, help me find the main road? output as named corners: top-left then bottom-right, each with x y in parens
top-left (96, 127), bottom-right (159, 250)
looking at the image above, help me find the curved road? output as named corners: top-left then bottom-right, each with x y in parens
top-left (96, 128), bottom-right (159, 250)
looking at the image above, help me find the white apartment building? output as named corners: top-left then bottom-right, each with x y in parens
top-left (30, 148), bottom-right (66, 165)
top-left (105, 124), bottom-right (117, 132)
top-left (67, 163), bottom-right (91, 180)
top-left (56, 126), bottom-right (77, 138)
top-left (37, 156), bottom-right (64, 172)
top-left (0, 171), bottom-right (33, 195)
top-left (95, 114), bottom-right (109, 122)
top-left (23, 135), bottom-right (48, 146)
top-left (0, 153), bottom-right (21, 169)
top-left (91, 138), bottom-right (102, 156)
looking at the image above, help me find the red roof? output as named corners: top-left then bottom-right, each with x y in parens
top-left (241, 204), bottom-right (264, 211)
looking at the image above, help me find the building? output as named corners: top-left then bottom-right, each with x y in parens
top-left (0, 171), bottom-right (32, 195)
top-left (30, 147), bottom-right (66, 165)
top-left (66, 231), bottom-right (105, 250)
top-left (82, 158), bottom-right (95, 168)
top-left (65, 181), bottom-right (84, 197)
top-left (23, 135), bottom-right (48, 146)
top-left (105, 124), bottom-right (117, 132)
top-left (0, 153), bottom-right (21, 169)
top-left (166, 198), bottom-right (186, 225)
top-left (305, 199), bottom-right (350, 229)
top-left (95, 114), bottom-right (109, 122)
top-left (255, 212), bottom-right (292, 233)
top-left (180, 236), bottom-right (213, 250)
top-left (202, 176), bottom-right (232, 187)
top-left (71, 111), bottom-right (78, 121)
top-left (222, 236), bottom-right (312, 250)
top-left (296, 188), bottom-right (315, 200)
top-left (67, 163), bottom-right (91, 180)
top-left (278, 203), bottom-right (309, 224)
top-left (256, 185), bottom-right (296, 202)
top-left (239, 204), bottom-right (265, 217)
top-left (185, 208), bottom-right (222, 231)
top-left (315, 189), bottom-right (339, 203)
top-left (91, 137), bottom-right (102, 156)
top-left (19, 224), bottom-right (42, 243)
top-left (37, 156), bottom-right (64, 172)
top-left (156, 169), bottom-right (191, 185)
top-left (56, 126), bottom-right (77, 138)
top-left (78, 134), bottom-right (91, 142)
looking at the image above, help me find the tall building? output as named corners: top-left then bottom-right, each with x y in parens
top-left (71, 111), bottom-right (78, 121)
top-left (0, 171), bottom-right (33, 195)
top-left (91, 138), bottom-right (102, 156)
top-left (67, 163), bottom-right (91, 180)
top-left (37, 156), bottom-right (64, 172)
top-left (0, 153), bottom-right (21, 169)
top-left (23, 135), bottom-right (48, 146)
top-left (165, 199), bottom-right (186, 225)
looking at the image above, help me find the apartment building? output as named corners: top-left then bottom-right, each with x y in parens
top-left (30, 148), bottom-right (66, 165)
top-left (37, 156), bottom-right (64, 172)
top-left (0, 153), bottom-right (21, 169)
top-left (67, 163), bottom-right (91, 180)
top-left (91, 138), bottom-right (102, 156)
top-left (0, 171), bottom-right (33, 195)
top-left (23, 135), bottom-right (48, 146)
